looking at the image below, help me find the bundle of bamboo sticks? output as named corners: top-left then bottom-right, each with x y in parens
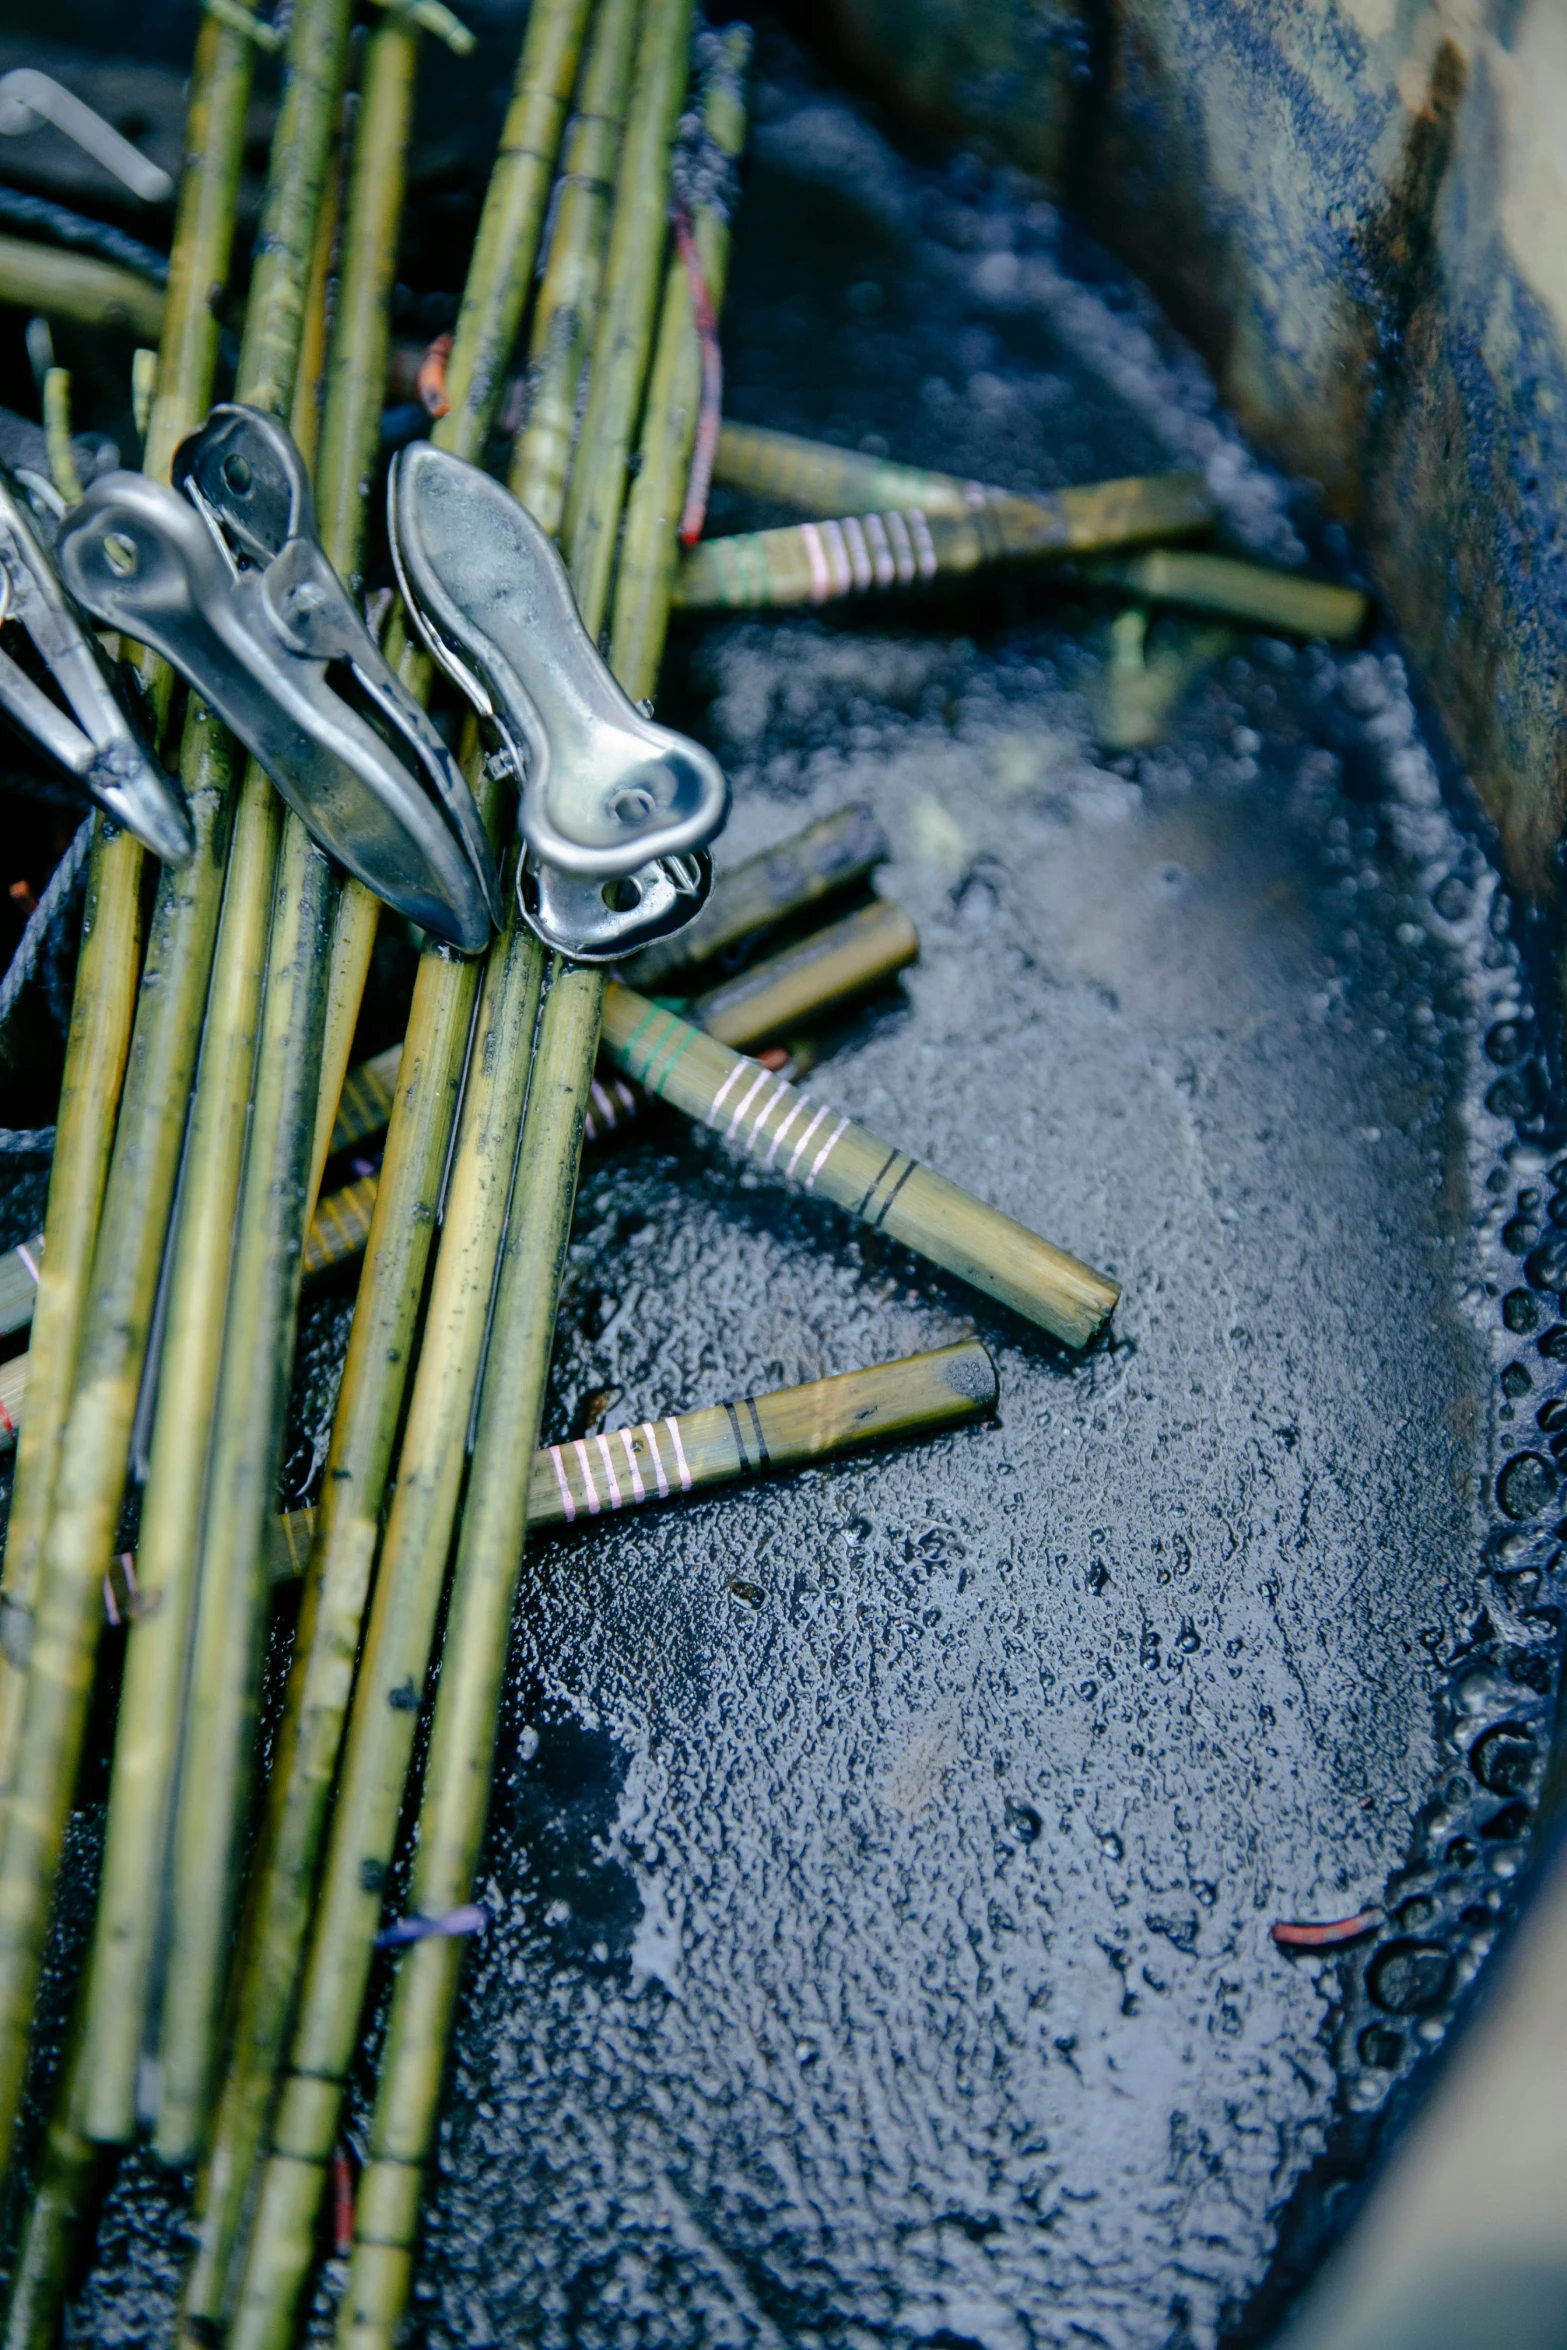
top-left (0, 4), bottom-right (1127, 2340)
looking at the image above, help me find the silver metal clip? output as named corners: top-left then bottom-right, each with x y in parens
top-left (0, 468), bottom-right (193, 864)
top-left (388, 443), bottom-right (727, 961)
top-left (57, 405), bottom-right (503, 952)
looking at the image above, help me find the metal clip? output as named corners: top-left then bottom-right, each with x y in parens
top-left (388, 443), bottom-right (727, 961)
top-left (0, 468), bottom-right (193, 864)
top-left (57, 405), bottom-right (503, 953)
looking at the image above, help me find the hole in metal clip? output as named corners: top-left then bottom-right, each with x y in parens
top-left (601, 877), bottom-right (643, 913)
top-left (609, 786), bottom-right (655, 827)
top-left (102, 532), bottom-right (138, 578)
top-left (222, 452), bottom-right (253, 497)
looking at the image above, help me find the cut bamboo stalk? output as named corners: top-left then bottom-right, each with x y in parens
top-left (1079, 547), bottom-right (1368, 640)
top-left (155, 4), bottom-right (414, 2166)
top-left (0, 0), bottom-right (325, 2157)
top-left (0, 2003), bottom-right (98, 2350)
top-left (674, 473), bottom-right (1213, 611)
top-left (713, 418), bottom-right (1209, 532)
top-left (609, 22), bottom-right (749, 691)
top-left (600, 982), bottom-right (1119, 1346)
top-left (267, 1342), bottom-right (996, 1567)
top-left (226, 908), bottom-right (545, 2350)
top-left (71, 102), bottom-right (347, 2159)
top-left (179, 3), bottom-right (593, 2323)
top-left (692, 894), bottom-right (915, 1046)
top-left (338, 18), bottom-right (722, 2341)
top-left (625, 799), bottom-right (887, 988)
top-left (337, 961), bottom-right (602, 2350)
top-left (0, 235), bottom-right (165, 340)
top-left (560, 0), bottom-right (696, 634)
top-left (509, 0), bottom-right (641, 533)
top-left (0, 2), bottom-right (256, 1793)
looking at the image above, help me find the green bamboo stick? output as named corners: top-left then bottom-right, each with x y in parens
top-left (268, 1341), bottom-right (996, 1565)
top-left (338, 961), bottom-right (602, 2350)
top-left (0, 2), bottom-right (255, 1797)
top-left (0, 0), bottom-right (333, 2159)
top-left (226, 906), bottom-right (545, 2350)
top-left (625, 799), bottom-right (887, 989)
top-left (673, 472), bottom-right (1214, 611)
top-left (63, 129), bottom-right (346, 2162)
top-left (713, 417), bottom-right (1212, 531)
top-left (1079, 547), bottom-right (1368, 640)
top-left (601, 982), bottom-right (1119, 1345)
top-left (609, 22), bottom-right (749, 693)
top-left (0, 235), bottom-right (164, 341)
top-left (560, 0), bottom-right (696, 632)
top-left (338, 19), bottom-right (718, 2339)
top-left (179, 3), bottom-right (593, 2321)
top-left (0, 2006), bottom-right (99, 2350)
top-left (509, 0), bottom-right (641, 531)
top-left (690, 894), bottom-right (916, 1046)
top-left (154, 6), bottom-right (413, 2167)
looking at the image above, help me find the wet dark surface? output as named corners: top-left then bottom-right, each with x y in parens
top-left (3, 26), bottom-right (1566, 2350)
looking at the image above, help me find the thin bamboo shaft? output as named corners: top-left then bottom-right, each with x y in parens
top-left (338, 963), bottom-right (601, 2350)
top-left (600, 983), bottom-right (1120, 1346)
top-left (0, 829), bottom-right (141, 1779)
top-left (0, 699), bottom-right (241, 2160)
top-left (180, 5), bottom-right (590, 2316)
top-left (0, 2012), bottom-right (100, 2350)
top-left (0, 0), bottom-right (353, 2168)
top-left (268, 1341), bottom-right (996, 1565)
top-left (74, 159), bottom-right (345, 2157)
top-left (509, 0), bottom-right (641, 531)
top-left (0, 236), bottom-right (164, 339)
top-left (714, 418), bottom-right (1215, 536)
top-left (340, 22), bottom-right (724, 2338)
top-left (1080, 547), bottom-right (1368, 640)
top-left (626, 800), bottom-right (886, 989)
top-left (435, 0), bottom-right (595, 463)
top-left (609, 21), bottom-right (749, 696)
top-left (0, 4), bottom-right (255, 1788)
top-left (691, 895), bottom-right (916, 1046)
top-left (560, 0), bottom-right (696, 631)
top-left (155, 10), bottom-right (411, 2167)
top-left (673, 473), bottom-right (1215, 612)
top-left (227, 912), bottom-right (544, 2350)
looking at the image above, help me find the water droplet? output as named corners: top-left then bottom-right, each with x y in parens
top-left (1099, 1831), bottom-right (1124, 1862)
top-left (1445, 1836), bottom-right (1477, 1867)
top-left (1005, 1799), bottom-right (1042, 1844)
top-left (1504, 1218), bottom-right (1541, 1255)
top-left (1367, 1938), bottom-right (1453, 2015)
top-left (1537, 1398), bottom-right (1567, 1433)
top-left (1486, 1022), bottom-right (1527, 1066)
top-left (1481, 1798), bottom-right (1531, 1842)
top-left (1540, 1325), bottom-right (1567, 1361)
top-left (1502, 1362), bottom-right (1532, 1398)
top-left (1432, 874), bottom-right (1469, 920)
top-left (1496, 1451), bottom-right (1557, 1520)
top-left (1503, 1288), bottom-right (1538, 1333)
top-left (1358, 2023), bottom-right (1403, 2069)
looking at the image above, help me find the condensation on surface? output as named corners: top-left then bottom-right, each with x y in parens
top-left (38, 31), bottom-right (1567, 2350)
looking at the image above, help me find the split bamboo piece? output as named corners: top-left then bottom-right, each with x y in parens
top-left (178, 5), bottom-right (594, 2327)
top-left (337, 22), bottom-right (729, 2344)
top-left (0, 0), bottom-right (324, 2158)
top-left (510, 0), bottom-right (641, 531)
top-left (626, 799), bottom-right (887, 988)
top-left (154, 4), bottom-right (413, 2161)
top-left (600, 982), bottom-right (1119, 1347)
top-left (692, 895), bottom-right (916, 1047)
top-left (674, 473), bottom-right (1213, 612)
top-left (0, 235), bottom-right (165, 340)
top-left (0, 2), bottom-right (256, 1796)
top-left (1080, 547), bottom-right (1367, 641)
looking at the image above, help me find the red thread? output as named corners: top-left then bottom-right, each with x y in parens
top-left (1270, 1907), bottom-right (1382, 1950)
top-left (672, 205), bottom-right (723, 547)
top-left (332, 2144), bottom-right (355, 2255)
